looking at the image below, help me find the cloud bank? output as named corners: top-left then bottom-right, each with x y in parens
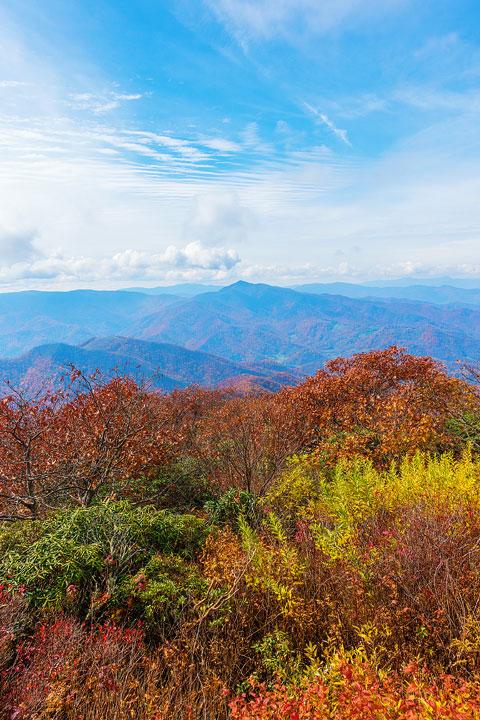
top-left (0, 242), bottom-right (240, 285)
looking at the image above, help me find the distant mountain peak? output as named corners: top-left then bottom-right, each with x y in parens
top-left (217, 280), bottom-right (295, 296)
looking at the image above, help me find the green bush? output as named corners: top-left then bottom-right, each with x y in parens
top-left (119, 554), bottom-right (208, 627)
top-left (0, 501), bottom-right (209, 613)
top-left (447, 411), bottom-right (480, 452)
top-left (204, 488), bottom-right (259, 528)
top-left (123, 458), bottom-right (216, 510)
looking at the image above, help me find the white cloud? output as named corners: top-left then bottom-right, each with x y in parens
top-left (200, 137), bottom-right (241, 153)
top-left (205, 0), bottom-right (408, 43)
top-left (240, 121), bottom-right (263, 148)
top-left (331, 93), bottom-right (387, 119)
top-left (162, 241), bottom-right (240, 270)
top-left (0, 228), bottom-right (41, 264)
top-left (240, 122), bottom-right (273, 153)
top-left (303, 103), bottom-right (351, 146)
top-left (2, 103), bottom-right (480, 292)
top-left (375, 261), bottom-right (480, 281)
top-left (1, 13), bottom-right (480, 295)
top-left (238, 258), bottom-right (480, 285)
top-left (7, 243), bottom-right (480, 289)
top-left (0, 242), bottom-right (240, 285)
top-left (393, 86), bottom-right (480, 113)
top-left (69, 91), bottom-right (142, 115)
top-left (120, 130), bottom-right (210, 162)
top-left (185, 191), bottom-right (255, 245)
top-left (0, 80), bottom-right (29, 88)
top-left (318, 113), bottom-right (351, 146)
top-left (114, 93), bottom-right (142, 101)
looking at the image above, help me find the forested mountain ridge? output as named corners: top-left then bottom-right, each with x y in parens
top-left (2, 281), bottom-right (480, 381)
top-left (0, 289), bottom-right (182, 358)
top-left (124, 281), bottom-right (480, 370)
top-left (0, 336), bottom-right (301, 394)
top-left (295, 281), bottom-right (480, 306)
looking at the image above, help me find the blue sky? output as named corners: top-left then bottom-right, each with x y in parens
top-left (0, 0), bottom-right (480, 289)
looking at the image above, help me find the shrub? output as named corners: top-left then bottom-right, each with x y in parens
top-left (262, 457), bottom-right (322, 533)
top-left (0, 502), bottom-right (209, 615)
top-left (119, 554), bottom-right (208, 628)
top-left (124, 458), bottom-right (216, 511)
top-left (229, 656), bottom-right (480, 719)
top-left (0, 587), bottom-right (28, 675)
top-left (204, 488), bottom-right (259, 528)
top-left (2, 617), bottom-right (148, 720)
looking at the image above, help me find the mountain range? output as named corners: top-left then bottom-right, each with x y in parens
top-left (294, 282), bottom-right (480, 306)
top-left (1, 280), bottom-right (480, 392)
top-left (0, 336), bottom-right (301, 395)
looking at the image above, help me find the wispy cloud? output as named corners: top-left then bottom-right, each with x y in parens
top-left (200, 137), bottom-right (242, 153)
top-left (2, 99), bottom-right (480, 290)
top-left (327, 93), bottom-right (387, 119)
top-left (69, 91), bottom-right (143, 115)
top-left (393, 86), bottom-right (480, 113)
top-left (303, 103), bottom-right (351, 146)
top-left (205, 0), bottom-right (408, 44)
top-left (0, 80), bottom-right (30, 88)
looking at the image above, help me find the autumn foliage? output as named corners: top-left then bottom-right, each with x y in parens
top-left (1, 346), bottom-right (480, 718)
top-left (0, 370), bottom-right (175, 520)
top-left (287, 346), bottom-right (466, 466)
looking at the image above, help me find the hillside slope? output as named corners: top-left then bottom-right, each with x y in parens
top-left (0, 289), bottom-right (182, 357)
top-left (0, 336), bottom-right (301, 394)
top-left (2, 282), bottom-right (480, 376)
top-left (127, 281), bottom-right (480, 371)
